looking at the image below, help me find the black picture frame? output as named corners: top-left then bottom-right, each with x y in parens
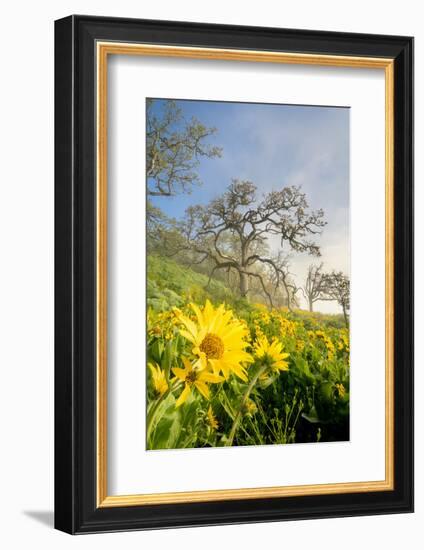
top-left (55, 14), bottom-right (414, 534)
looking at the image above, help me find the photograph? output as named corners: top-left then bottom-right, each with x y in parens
top-left (146, 98), bottom-right (351, 450)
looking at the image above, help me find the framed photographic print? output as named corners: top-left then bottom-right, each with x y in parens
top-left (54, 15), bottom-right (414, 533)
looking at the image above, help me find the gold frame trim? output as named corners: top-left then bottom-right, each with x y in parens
top-left (96, 42), bottom-right (395, 508)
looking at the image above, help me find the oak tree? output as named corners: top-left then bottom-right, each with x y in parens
top-left (301, 263), bottom-right (329, 312)
top-left (179, 180), bottom-right (326, 307)
top-left (146, 99), bottom-right (222, 197)
top-left (321, 270), bottom-right (350, 326)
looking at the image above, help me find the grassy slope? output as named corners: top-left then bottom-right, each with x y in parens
top-left (147, 254), bottom-right (346, 327)
top-left (147, 254), bottom-right (234, 311)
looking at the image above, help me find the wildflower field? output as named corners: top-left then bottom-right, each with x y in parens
top-left (146, 255), bottom-right (350, 450)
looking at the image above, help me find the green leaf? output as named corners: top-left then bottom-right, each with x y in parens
top-left (148, 339), bottom-right (164, 364)
top-left (301, 412), bottom-right (321, 424)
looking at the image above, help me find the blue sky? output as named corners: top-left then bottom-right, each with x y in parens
top-left (149, 99), bottom-right (349, 313)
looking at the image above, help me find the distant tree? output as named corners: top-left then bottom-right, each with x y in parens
top-left (321, 271), bottom-right (350, 326)
top-left (268, 253), bottom-right (300, 309)
top-left (146, 99), bottom-right (222, 197)
top-left (146, 200), bottom-right (172, 252)
top-left (301, 263), bottom-right (329, 312)
top-left (177, 179), bottom-right (326, 307)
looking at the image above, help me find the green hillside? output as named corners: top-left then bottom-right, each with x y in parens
top-left (147, 254), bottom-right (235, 311)
top-left (147, 254), bottom-right (345, 328)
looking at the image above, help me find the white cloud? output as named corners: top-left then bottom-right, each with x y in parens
top-left (229, 105), bottom-right (350, 313)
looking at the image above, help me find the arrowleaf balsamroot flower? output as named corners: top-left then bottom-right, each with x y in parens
top-left (148, 362), bottom-right (168, 398)
top-left (253, 335), bottom-right (290, 373)
top-left (206, 405), bottom-right (219, 430)
top-left (335, 383), bottom-right (346, 398)
top-left (172, 358), bottom-right (223, 407)
top-left (176, 300), bottom-right (253, 381)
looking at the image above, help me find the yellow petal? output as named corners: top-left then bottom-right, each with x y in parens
top-left (199, 371), bottom-right (223, 383)
top-left (220, 363), bottom-right (230, 379)
top-left (190, 303), bottom-right (204, 326)
top-left (182, 357), bottom-right (194, 370)
top-left (172, 367), bottom-right (187, 381)
top-left (228, 363), bottom-right (248, 382)
top-left (175, 384), bottom-right (191, 407)
top-left (203, 300), bottom-right (213, 323)
top-left (194, 380), bottom-right (210, 400)
top-left (208, 359), bottom-right (221, 376)
top-left (148, 362), bottom-right (156, 375)
top-left (275, 362), bottom-right (289, 371)
top-left (193, 358), bottom-right (204, 371)
top-left (221, 324), bottom-right (247, 343)
top-left (179, 329), bottom-right (197, 344)
top-left (223, 350), bottom-right (253, 363)
top-left (178, 316), bottom-right (199, 341)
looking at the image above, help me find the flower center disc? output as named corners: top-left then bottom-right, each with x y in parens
top-left (185, 370), bottom-right (197, 385)
top-left (200, 333), bottom-right (224, 359)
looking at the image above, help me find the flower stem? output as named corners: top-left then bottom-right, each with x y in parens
top-left (226, 364), bottom-right (268, 446)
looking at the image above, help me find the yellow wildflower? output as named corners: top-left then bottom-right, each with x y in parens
top-left (260, 312), bottom-right (271, 325)
top-left (206, 406), bottom-right (219, 430)
top-left (176, 300), bottom-right (253, 381)
top-left (148, 363), bottom-right (168, 398)
top-left (279, 317), bottom-right (296, 337)
top-left (242, 398), bottom-right (257, 416)
top-left (172, 358), bottom-right (223, 407)
top-left (254, 336), bottom-right (290, 373)
top-left (335, 383), bottom-right (346, 398)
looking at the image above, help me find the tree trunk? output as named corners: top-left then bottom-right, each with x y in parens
top-left (308, 297), bottom-right (313, 312)
top-left (282, 279), bottom-right (293, 312)
top-left (342, 305), bottom-right (348, 327)
top-left (239, 271), bottom-right (249, 298)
